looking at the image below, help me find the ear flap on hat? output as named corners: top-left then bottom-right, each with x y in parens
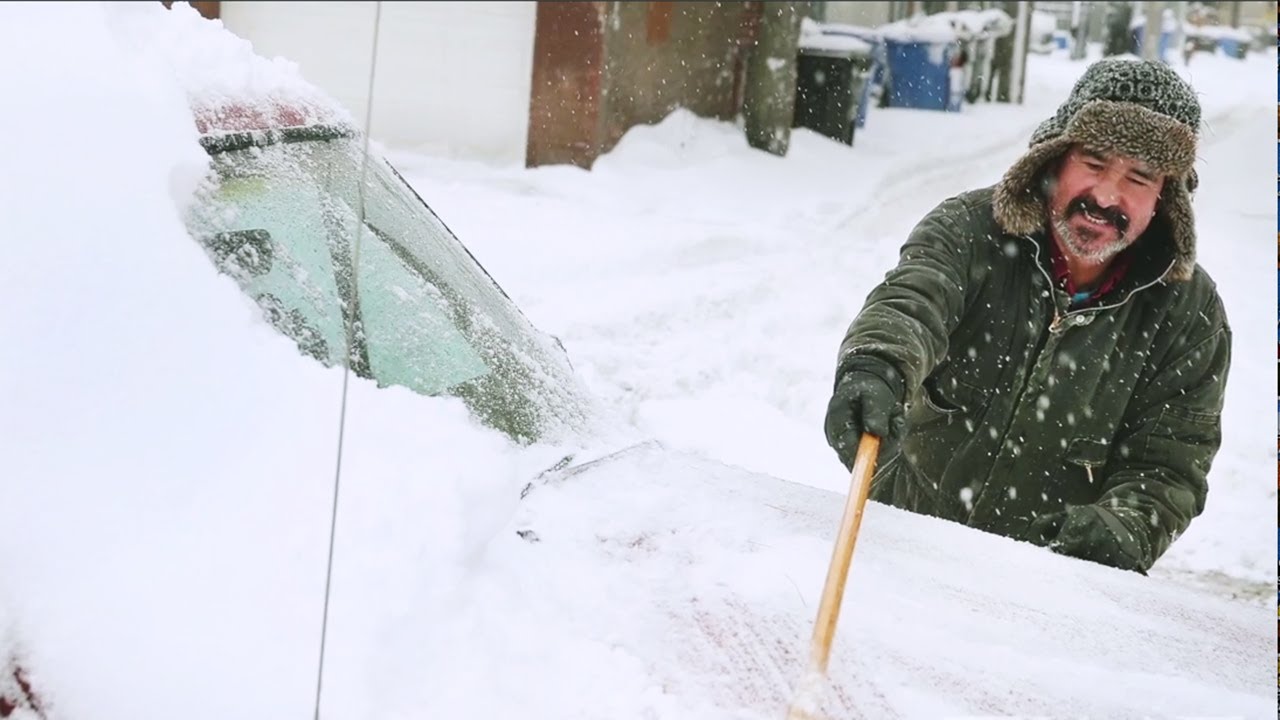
top-left (992, 135), bottom-right (1075, 237)
top-left (1158, 179), bottom-right (1197, 282)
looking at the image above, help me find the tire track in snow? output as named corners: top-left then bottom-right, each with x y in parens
top-left (826, 113), bottom-right (1046, 239)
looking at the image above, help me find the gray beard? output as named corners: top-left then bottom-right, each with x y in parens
top-left (1052, 214), bottom-right (1129, 263)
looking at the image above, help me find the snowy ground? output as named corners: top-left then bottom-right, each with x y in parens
top-left (0, 3), bottom-right (1274, 719)
top-left (390, 44), bottom-right (1279, 599)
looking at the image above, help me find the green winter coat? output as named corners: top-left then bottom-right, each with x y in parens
top-left (836, 186), bottom-right (1231, 575)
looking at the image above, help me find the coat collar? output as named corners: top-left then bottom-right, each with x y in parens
top-left (1019, 220), bottom-right (1178, 311)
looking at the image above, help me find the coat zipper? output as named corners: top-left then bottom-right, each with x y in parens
top-left (1029, 239), bottom-right (1065, 333)
top-left (1026, 236), bottom-right (1176, 333)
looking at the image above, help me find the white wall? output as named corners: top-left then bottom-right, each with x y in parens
top-left (219, 1), bottom-right (537, 165)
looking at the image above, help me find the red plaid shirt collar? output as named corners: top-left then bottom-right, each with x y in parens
top-left (1048, 237), bottom-right (1134, 309)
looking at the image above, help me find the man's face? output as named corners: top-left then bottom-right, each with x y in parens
top-left (1047, 145), bottom-right (1164, 263)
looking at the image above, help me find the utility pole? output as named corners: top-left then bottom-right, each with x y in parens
top-left (743, 2), bottom-right (804, 157)
top-left (1008, 1), bottom-right (1030, 104)
top-left (1173, 0), bottom-right (1187, 64)
top-left (1141, 1), bottom-right (1163, 61)
top-left (1071, 1), bottom-right (1090, 60)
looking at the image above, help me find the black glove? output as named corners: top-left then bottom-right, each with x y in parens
top-left (823, 358), bottom-right (906, 470)
top-left (1025, 506), bottom-right (1147, 575)
top-left (1026, 510), bottom-right (1067, 547)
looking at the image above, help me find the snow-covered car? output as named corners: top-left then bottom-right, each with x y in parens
top-left (2, 5), bottom-right (1273, 719)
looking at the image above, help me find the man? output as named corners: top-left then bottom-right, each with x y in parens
top-left (823, 58), bottom-right (1231, 575)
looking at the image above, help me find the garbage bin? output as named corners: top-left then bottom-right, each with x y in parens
top-left (793, 45), bottom-right (875, 145)
top-left (883, 38), bottom-right (956, 111)
top-left (812, 24), bottom-right (885, 128)
top-left (1217, 36), bottom-right (1248, 59)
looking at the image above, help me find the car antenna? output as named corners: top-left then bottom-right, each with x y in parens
top-left (314, 3), bottom-right (382, 719)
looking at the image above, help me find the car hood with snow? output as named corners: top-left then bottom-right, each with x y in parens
top-left (503, 441), bottom-right (1272, 718)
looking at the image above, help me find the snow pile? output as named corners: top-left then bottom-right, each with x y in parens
top-left (879, 8), bottom-right (1014, 43)
top-left (806, 21), bottom-right (880, 42)
top-left (1186, 24), bottom-right (1256, 43)
top-left (877, 15), bottom-right (960, 44)
top-left (933, 8), bottom-right (1015, 40)
top-left (0, 4), bottom-right (553, 719)
top-left (798, 18), bottom-right (874, 55)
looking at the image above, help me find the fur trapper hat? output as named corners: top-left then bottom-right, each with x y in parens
top-left (993, 58), bottom-right (1201, 281)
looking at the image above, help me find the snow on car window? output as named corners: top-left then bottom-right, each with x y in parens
top-left (186, 129), bottom-right (593, 443)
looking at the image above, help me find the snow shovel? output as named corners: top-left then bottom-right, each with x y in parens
top-left (785, 432), bottom-right (881, 720)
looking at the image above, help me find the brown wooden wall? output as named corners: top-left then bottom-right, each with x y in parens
top-left (527, 1), bottom-right (761, 168)
top-left (526, 2), bottom-right (609, 169)
top-left (161, 1), bottom-right (220, 20)
top-left (598, 2), bottom-right (758, 157)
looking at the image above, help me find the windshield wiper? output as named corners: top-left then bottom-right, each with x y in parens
top-left (199, 124), bottom-right (357, 155)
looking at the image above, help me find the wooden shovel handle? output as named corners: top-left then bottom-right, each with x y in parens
top-left (808, 433), bottom-right (880, 672)
top-left (785, 433), bottom-right (881, 719)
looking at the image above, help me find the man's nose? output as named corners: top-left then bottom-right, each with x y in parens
top-left (1092, 172), bottom-right (1124, 206)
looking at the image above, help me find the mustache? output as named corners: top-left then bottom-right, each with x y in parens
top-left (1068, 195), bottom-right (1129, 234)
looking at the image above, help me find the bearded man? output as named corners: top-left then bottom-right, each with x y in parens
top-left (824, 58), bottom-right (1230, 575)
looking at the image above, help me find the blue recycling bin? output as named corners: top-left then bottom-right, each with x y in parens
top-left (883, 38), bottom-right (955, 111)
top-left (1217, 36), bottom-right (1248, 58)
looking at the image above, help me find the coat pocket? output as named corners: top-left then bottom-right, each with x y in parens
top-left (1154, 404), bottom-right (1222, 444)
top-left (1064, 437), bottom-right (1109, 485)
top-left (912, 367), bottom-right (986, 427)
top-left (920, 374), bottom-right (964, 416)
top-left (1147, 404), bottom-right (1222, 475)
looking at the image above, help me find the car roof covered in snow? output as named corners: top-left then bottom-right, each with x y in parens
top-left (107, 2), bottom-right (355, 137)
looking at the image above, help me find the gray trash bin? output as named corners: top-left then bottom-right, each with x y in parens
top-left (793, 45), bottom-right (875, 145)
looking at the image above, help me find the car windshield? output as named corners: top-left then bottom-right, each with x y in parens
top-left (184, 124), bottom-right (590, 443)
